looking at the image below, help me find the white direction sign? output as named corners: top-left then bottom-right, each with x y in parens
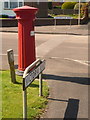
top-left (23, 60), bottom-right (45, 90)
top-left (54, 16), bottom-right (73, 19)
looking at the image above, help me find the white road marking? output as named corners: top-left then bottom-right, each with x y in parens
top-left (64, 58), bottom-right (89, 66)
top-left (0, 54), bottom-right (89, 67)
top-left (0, 54), bottom-right (18, 56)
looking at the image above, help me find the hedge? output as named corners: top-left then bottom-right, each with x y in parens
top-left (61, 2), bottom-right (77, 9)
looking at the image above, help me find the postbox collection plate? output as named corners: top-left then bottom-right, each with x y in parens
top-left (30, 31), bottom-right (35, 36)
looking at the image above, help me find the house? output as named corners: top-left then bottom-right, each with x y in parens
top-left (52, 0), bottom-right (65, 8)
top-left (0, 0), bottom-right (24, 17)
top-left (0, 0), bottom-right (48, 18)
top-left (24, 2), bottom-right (48, 18)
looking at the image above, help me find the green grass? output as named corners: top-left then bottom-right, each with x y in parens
top-left (0, 18), bottom-right (10, 19)
top-left (49, 14), bottom-right (79, 19)
top-left (0, 70), bottom-right (49, 119)
top-left (0, 18), bottom-right (15, 19)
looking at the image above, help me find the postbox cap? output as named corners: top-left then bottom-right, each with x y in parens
top-left (13, 5), bottom-right (38, 12)
top-left (13, 6), bottom-right (38, 20)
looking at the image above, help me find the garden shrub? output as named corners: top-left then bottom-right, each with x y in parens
top-left (53, 6), bottom-right (61, 9)
top-left (74, 3), bottom-right (87, 18)
top-left (0, 14), bottom-right (9, 18)
top-left (74, 3), bottom-right (86, 10)
top-left (61, 2), bottom-right (77, 9)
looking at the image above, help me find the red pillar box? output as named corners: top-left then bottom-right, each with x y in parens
top-left (13, 6), bottom-right (38, 74)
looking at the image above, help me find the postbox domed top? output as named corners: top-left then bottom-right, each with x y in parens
top-left (13, 6), bottom-right (38, 20)
top-left (13, 5), bottom-right (38, 12)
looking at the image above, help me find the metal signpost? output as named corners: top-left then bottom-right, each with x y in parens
top-left (7, 49), bottom-right (16, 83)
top-left (23, 59), bottom-right (45, 119)
top-left (54, 16), bottom-right (73, 28)
top-left (78, 0), bottom-right (81, 25)
top-left (54, 16), bottom-right (73, 19)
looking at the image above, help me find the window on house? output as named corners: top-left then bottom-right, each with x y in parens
top-left (4, 0), bottom-right (24, 9)
top-left (4, 2), bottom-right (9, 9)
top-left (19, 2), bottom-right (23, 7)
top-left (10, 2), bottom-right (18, 9)
top-left (4, 0), bottom-right (9, 9)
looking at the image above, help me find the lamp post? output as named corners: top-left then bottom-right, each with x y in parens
top-left (37, 0), bottom-right (39, 5)
top-left (78, 0), bottom-right (80, 25)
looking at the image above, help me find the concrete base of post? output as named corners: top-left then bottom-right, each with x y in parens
top-left (16, 70), bottom-right (24, 76)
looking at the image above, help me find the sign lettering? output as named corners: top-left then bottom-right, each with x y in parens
top-left (23, 60), bottom-right (45, 90)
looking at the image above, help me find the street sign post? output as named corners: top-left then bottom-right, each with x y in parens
top-left (23, 59), bottom-right (45, 119)
top-left (54, 16), bottom-right (73, 28)
top-left (78, 0), bottom-right (81, 25)
top-left (7, 49), bottom-right (16, 83)
top-left (54, 16), bottom-right (73, 19)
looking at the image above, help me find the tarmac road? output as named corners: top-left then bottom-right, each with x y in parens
top-left (0, 31), bottom-right (89, 119)
top-left (0, 24), bottom-right (89, 35)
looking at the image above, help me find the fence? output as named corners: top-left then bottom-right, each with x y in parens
top-left (48, 9), bottom-right (79, 15)
top-left (1, 17), bottom-right (88, 27)
top-left (88, 9), bottom-right (90, 18)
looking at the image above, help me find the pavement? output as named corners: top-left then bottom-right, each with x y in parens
top-left (0, 24), bottom-right (89, 35)
top-left (0, 24), bottom-right (89, 119)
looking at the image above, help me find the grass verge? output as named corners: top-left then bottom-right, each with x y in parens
top-left (0, 70), bottom-right (49, 119)
top-left (49, 14), bottom-right (79, 19)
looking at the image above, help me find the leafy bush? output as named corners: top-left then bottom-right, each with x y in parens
top-left (0, 14), bottom-right (15, 19)
top-left (61, 2), bottom-right (77, 9)
top-left (0, 14), bottom-right (9, 18)
top-left (53, 6), bottom-right (61, 9)
top-left (74, 3), bottom-right (87, 18)
top-left (74, 3), bottom-right (86, 10)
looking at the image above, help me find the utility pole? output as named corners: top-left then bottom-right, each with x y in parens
top-left (78, 0), bottom-right (80, 25)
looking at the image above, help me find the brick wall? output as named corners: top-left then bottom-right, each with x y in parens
top-left (1, 18), bottom-right (88, 27)
top-left (24, 2), bottom-right (48, 18)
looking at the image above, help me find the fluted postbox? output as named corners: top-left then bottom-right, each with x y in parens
top-left (13, 6), bottom-right (38, 74)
